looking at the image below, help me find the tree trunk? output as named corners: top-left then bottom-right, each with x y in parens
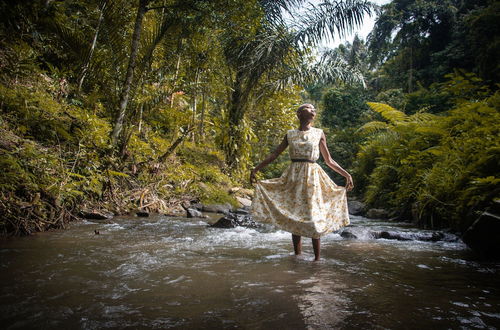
top-left (225, 71), bottom-right (248, 170)
top-left (408, 46), bottom-right (413, 93)
top-left (159, 126), bottom-right (194, 162)
top-left (111, 0), bottom-right (149, 145)
top-left (78, 0), bottom-right (106, 93)
top-left (198, 87), bottom-right (206, 141)
top-left (170, 37), bottom-right (183, 107)
top-left (191, 68), bottom-right (200, 142)
top-left (138, 103), bottom-right (144, 133)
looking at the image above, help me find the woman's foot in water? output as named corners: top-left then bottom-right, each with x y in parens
top-left (312, 238), bottom-right (320, 261)
top-left (292, 234), bottom-right (302, 255)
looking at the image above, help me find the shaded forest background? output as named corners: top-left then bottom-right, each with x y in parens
top-left (0, 0), bottom-right (498, 236)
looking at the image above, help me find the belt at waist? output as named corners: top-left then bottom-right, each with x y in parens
top-left (291, 159), bottom-right (316, 163)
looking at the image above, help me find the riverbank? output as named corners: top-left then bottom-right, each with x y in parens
top-left (0, 79), bottom-right (243, 235)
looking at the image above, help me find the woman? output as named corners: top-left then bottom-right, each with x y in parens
top-left (250, 103), bottom-right (353, 261)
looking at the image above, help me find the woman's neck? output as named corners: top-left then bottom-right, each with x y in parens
top-left (298, 122), bottom-right (312, 131)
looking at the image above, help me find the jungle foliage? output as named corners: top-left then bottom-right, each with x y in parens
top-left (0, 0), bottom-right (498, 235)
top-left (355, 76), bottom-right (499, 231)
top-left (0, 0), bottom-right (372, 234)
top-left (314, 0), bottom-right (498, 231)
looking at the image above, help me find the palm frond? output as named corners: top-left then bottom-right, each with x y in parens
top-left (46, 17), bottom-right (90, 65)
top-left (240, 25), bottom-right (294, 69)
top-left (259, 0), bottom-right (307, 24)
top-left (316, 50), bottom-right (365, 86)
top-left (293, 0), bottom-right (373, 47)
top-left (100, 0), bottom-right (131, 69)
top-left (136, 13), bottom-right (174, 73)
top-left (84, 0), bottom-right (130, 95)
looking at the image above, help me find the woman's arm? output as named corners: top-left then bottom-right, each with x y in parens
top-left (319, 131), bottom-right (354, 191)
top-left (250, 135), bottom-right (288, 184)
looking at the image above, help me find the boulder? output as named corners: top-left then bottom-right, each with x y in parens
top-left (190, 203), bottom-right (204, 211)
top-left (462, 212), bottom-right (500, 257)
top-left (373, 230), bottom-right (458, 242)
top-left (340, 231), bottom-right (358, 239)
top-left (376, 231), bottom-right (412, 241)
top-left (229, 187), bottom-right (254, 198)
top-left (238, 188), bottom-right (254, 198)
top-left (210, 211), bottom-right (259, 229)
top-left (234, 208), bottom-right (250, 215)
top-left (209, 216), bottom-right (236, 228)
top-left (236, 196), bottom-right (252, 208)
top-left (78, 209), bottom-right (114, 220)
top-left (186, 208), bottom-right (205, 218)
top-left (136, 211), bottom-right (149, 217)
top-left (202, 203), bottom-right (233, 214)
top-left (347, 200), bottom-right (365, 215)
top-left (365, 208), bottom-right (391, 219)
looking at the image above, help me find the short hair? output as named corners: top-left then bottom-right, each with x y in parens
top-left (297, 103), bottom-right (314, 113)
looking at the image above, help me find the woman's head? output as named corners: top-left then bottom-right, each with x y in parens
top-left (297, 103), bottom-right (316, 121)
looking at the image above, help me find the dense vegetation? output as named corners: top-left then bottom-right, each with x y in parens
top-left (0, 0), bottom-right (371, 234)
top-left (0, 0), bottom-right (498, 235)
top-left (319, 0), bottom-right (499, 232)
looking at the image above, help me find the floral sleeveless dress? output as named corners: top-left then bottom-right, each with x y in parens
top-left (251, 127), bottom-right (349, 238)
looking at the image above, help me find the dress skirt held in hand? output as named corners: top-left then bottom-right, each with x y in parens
top-left (251, 127), bottom-right (349, 238)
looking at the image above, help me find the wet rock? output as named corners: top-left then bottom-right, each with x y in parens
top-left (136, 211), bottom-right (149, 217)
top-left (347, 200), bottom-right (365, 215)
top-left (340, 231), bottom-right (358, 239)
top-left (234, 208), bottom-right (250, 215)
top-left (236, 196), bottom-right (252, 208)
top-left (210, 212), bottom-right (259, 229)
top-left (373, 230), bottom-right (458, 242)
top-left (186, 208), bottom-right (205, 218)
top-left (78, 209), bottom-right (114, 220)
top-left (376, 231), bottom-right (412, 241)
top-left (190, 203), bottom-right (204, 211)
top-left (365, 208), bottom-right (391, 219)
top-left (229, 187), bottom-right (254, 198)
top-left (462, 212), bottom-right (500, 257)
top-left (201, 203), bottom-right (233, 214)
top-left (209, 216), bottom-right (235, 228)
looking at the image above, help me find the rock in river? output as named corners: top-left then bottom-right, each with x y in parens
top-left (462, 211), bottom-right (500, 257)
top-left (198, 203), bottom-right (233, 214)
top-left (210, 211), bottom-right (259, 229)
top-left (365, 208), bottom-right (391, 219)
top-left (347, 200), bottom-right (365, 215)
top-left (186, 208), bottom-right (206, 218)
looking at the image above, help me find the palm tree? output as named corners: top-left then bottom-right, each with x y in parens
top-left (220, 0), bottom-right (373, 172)
top-left (111, 0), bottom-right (150, 146)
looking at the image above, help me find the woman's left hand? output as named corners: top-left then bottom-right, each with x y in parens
top-left (345, 175), bottom-right (354, 191)
top-left (250, 170), bottom-right (257, 184)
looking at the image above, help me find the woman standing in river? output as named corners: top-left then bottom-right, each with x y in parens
top-left (250, 103), bottom-right (353, 261)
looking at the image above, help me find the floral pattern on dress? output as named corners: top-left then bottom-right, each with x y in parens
top-left (251, 127), bottom-right (350, 238)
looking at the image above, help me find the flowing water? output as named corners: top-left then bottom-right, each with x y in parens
top-left (1, 214), bottom-right (499, 329)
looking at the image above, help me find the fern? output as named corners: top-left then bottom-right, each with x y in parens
top-left (357, 120), bottom-right (389, 133)
top-left (366, 102), bottom-right (408, 123)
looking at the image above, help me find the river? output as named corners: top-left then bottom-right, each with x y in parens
top-left (1, 214), bottom-right (499, 329)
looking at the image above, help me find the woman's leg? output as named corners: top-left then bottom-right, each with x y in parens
top-left (312, 238), bottom-right (320, 261)
top-left (292, 234), bottom-right (302, 255)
